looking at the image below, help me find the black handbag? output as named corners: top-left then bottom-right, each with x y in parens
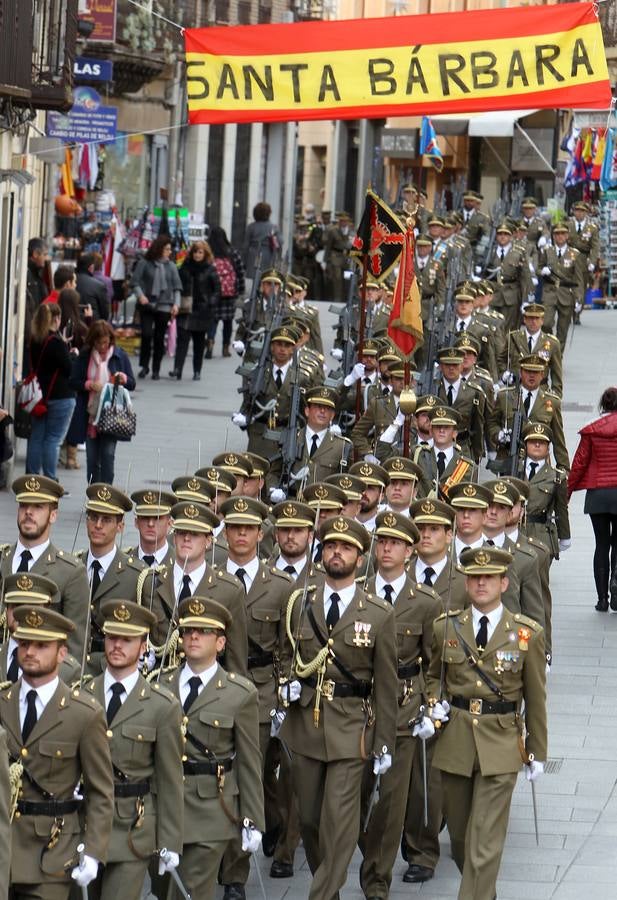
top-left (97, 383), bottom-right (136, 442)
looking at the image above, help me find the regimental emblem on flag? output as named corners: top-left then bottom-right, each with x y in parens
top-left (351, 189), bottom-right (405, 280)
top-left (420, 117), bottom-right (444, 172)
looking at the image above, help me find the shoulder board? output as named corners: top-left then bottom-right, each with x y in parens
top-left (122, 546), bottom-right (137, 555)
top-left (475, 366), bottom-right (491, 378)
top-left (0, 544), bottom-right (10, 556)
top-left (0, 681), bottom-right (12, 696)
top-left (365, 593), bottom-right (391, 611)
top-left (413, 583), bottom-right (440, 602)
top-left (123, 555), bottom-right (145, 571)
top-left (271, 568), bottom-right (293, 582)
top-left (498, 385), bottom-right (516, 395)
top-left (81, 675), bottom-right (96, 692)
top-left (213, 568), bottom-right (241, 585)
top-left (511, 612), bottom-right (542, 632)
top-left (226, 671), bottom-right (255, 693)
top-left (53, 549), bottom-right (82, 567)
top-left (435, 609), bottom-right (462, 620)
top-left (149, 682), bottom-right (177, 703)
top-left (70, 687), bottom-right (101, 709)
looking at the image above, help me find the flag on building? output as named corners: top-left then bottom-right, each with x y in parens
top-left (388, 226), bottom-right (423, 358)
top-left (420, 117), bottom-right (444, 172)
top-left (351, 189), bottom-right (405, 280)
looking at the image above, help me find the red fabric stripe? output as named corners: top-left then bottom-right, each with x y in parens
top-left (185, 3), bottom-right (597, 56)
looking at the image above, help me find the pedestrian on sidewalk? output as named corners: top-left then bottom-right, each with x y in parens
top-left (568, 386), bottom-right (617, 611)
top-left (208, 226), bottom-right (245, 358)
top-left (131, 236), bottom-right (182, 380)
top-left (173, 240), bottom-right (220, 379)
top-left (242, 201), bottom-right (282, 287)
top-left (58, 287), bottom-right (89, 470)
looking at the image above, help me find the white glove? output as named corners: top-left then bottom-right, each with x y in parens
top-left (290, 465), bottom-right (309, 483)
top-left (526, 759), bottom-right (544, 782)
top-left (574, 301), bottom-right (583, 313)
top-left (329, 423), bottom-right (342, 436)
top-left (278, 680), bottom-right (301, 703)
top-left (158, 850), bottom-right (180, 876)
top-left (541, 266), bottom-right (551, 276)
top-left (139, 648), bottom-right (156, 673)
top-left (394, 410), bottom-right (406, 428)
top-left (379, 424), bottom-right (399, 444)
top-left (232, 412), bottom-right (247, 428)
top-left (242, 824), bottom-right (263, 853)
top-left (412, 716), bottom-right (435, 740)
top-left (430, 700), bottom-right (450, 723)
top-left (501, 370), bottom-right (514, 385)
top-left (474, 265), bottom-right (482, 274)
top-left (498, 428), bottom-right (512, 446)
top-left (270, 708), bottom-right (286, 737)
top-left (269, 487), bottom-right (286, 503)
top-left (545, 662), bottom-right (551, 676)
top-left (233, 339), bottom-right (245, 355)
top-left (373, 751), bottom-right (392, 775)
top-left (364, 454), bottom-right (380, 464)
top-left (559, 539), bottom-right (571, 552)
top-left (487, 450), bottom-right (497, 461)
top-left (71, 855), bottom-right (99, 887)
top-left (351, 362), bottom-right (366, 382)
top-left (531, 276), bottom-right (538, 287)
top-left (537, 235), bottom-right (548, 249)
top-left (588, 262), bottom-right (595, 272)
top-left (330, 347), bottom-right (343, 361)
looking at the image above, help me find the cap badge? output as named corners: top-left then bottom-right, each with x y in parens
top-left (391, 458), bottom-right (404, 471)
top-left (340, 477), bottom-right (352, 489)
top-left (206, 468), bottom-right (219, 481)
top-left (25, 610), bottom-right (43, 628)
top-left (359, 463), bottom-right (372, 476)
top-left (97, 486), bottom-right (112, 502)
top-left (383, 513), bottom-right (397, 528)
top-left (314, 485), bottom-right (328, 500)
top-left (426, 396), bottom-right (437, 406)
top-left (333, 517), bottom-right (349, 532)
top-left (421, 500), bottom-right (435, 514)
top-left (143, 491), bottom-right (156, 504)
top-left (533, 423), bottom-right (544, 434)
top-left (283, 503), bottom-right (297, 518)
top-left (188, 599), bottom-right (205, 615)
top-left (463, 484), bottom-right (476, 497)
top-left (187, 478), bottom-right (201, 491)
top-left (184, 504), bottom-right (199, 519)
top-left (474, 550), bottom-right (490, 566)
top-left (225, 453), bottom-right (238, 465)
top-left (435, 407), bottom-right (447, 417)
top-left (25, 477), bottom-right (41, 492)
top-left (114, 605), bottom-right (131, 622)
top-left (494, 482), bottom-right (508, 495)
top-left (234, 498), bottom-right (249, 513)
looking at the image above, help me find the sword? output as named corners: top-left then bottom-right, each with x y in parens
top-left (362, 771), bottom-right (381, 832)
top-left (527, 753), bottom-right (540, 845)
top-left (243, 819), bottom-right (268, 900)
top-left (76, 843), bottom-right (88, 900)
top-left (160, 848), bottom-right (192, 900)
top-left (421, 733), bottom-right (429, 828)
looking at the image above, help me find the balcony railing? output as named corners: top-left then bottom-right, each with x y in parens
top-left (31, 0), bottom-right (78, 110)
top-left (0, 0), bottom-right (34, 100)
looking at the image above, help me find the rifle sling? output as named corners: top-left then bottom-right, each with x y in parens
top-left (451, 619), bottom-right (507, 702)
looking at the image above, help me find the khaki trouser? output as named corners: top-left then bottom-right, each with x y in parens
top-left (403, 733), bottom-right (443, 869)
top-left (90, 860), bottom-right (149, 900)
top-left (10, 886), bottom-right (69, 900)
top-left (173, 840), bottom-right (227, 900)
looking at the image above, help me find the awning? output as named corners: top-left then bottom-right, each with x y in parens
top-left (432, 109), bottom-right (539, 137)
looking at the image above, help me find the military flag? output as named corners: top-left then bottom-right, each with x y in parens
top-left (420, 117), bottom-right (444, 172)
top-left (351, 190), bottom-right (405, 280)
top-left (388, 226), bottom-right (423, 358)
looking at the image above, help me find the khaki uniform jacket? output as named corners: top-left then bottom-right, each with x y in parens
top-left (488, 245), bottom-right (533, 308)
top-left (0, 679), bottom-right (113, 881)
top-left (243, 562), bottom-right (293, 723)
top-left (288, 302), bottom-right (324, 355)
top-left (323, 225), bottom-right (350, 264)
top-left (281, 584), bottom-right (397, 761)
top-left (462, 209), bottom-right (490, 247)
top-left (426, 608), bottom-right (547, 776)
top-left (568, 218), bottom-right (600, 265)
top-left (523, 215), bottom-right (548, 247)
top-left (408, 552), bottom-right (469, 612)
top-left (160, 663), bottom-right (265, 842)
top-left (539, 245), bottom-right (585, 305)
top-left (416, 444), bottom-right (474, 496)
top-left (473, 309), bottom-right (508, 373)
top-left (269, 427), bottom-right (351, 490)
top-left (523, 462), bottom-right (570, 556)
top-left (501, 535), bottom-right (545, 629)
top-left (351, 392), bottom-right (399, 461)
top-left (488, 387), bottom-right (569, 470)
top-left (76, 548), bottom-right (145, 645)
top-left (0, 543), bottom-right (89, 661)
top-left (367, 302), bottom-right (391, 337)
top-left (459, 319), bottom-right (498, 382)
top-left (366, 574), bottom-right (441, 733)
top-left (87, 674), bottom-right (183, 861)
top-left (0, 727), bottom-right (8, 898)
top-left (436, 378), bottom-right (486, 463)
top-left (0, 641), bottom-right (80, 687)
top-left (416, 259), bottom-right (445, 323)
top-left (143, 564), bottom-right (248, 676)
top-left (509, 328), bottom-right (563, 397)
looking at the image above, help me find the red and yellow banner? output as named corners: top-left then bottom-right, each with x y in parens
top-left (185, 2), bottom-right (610, 125)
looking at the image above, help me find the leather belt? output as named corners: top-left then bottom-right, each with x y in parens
top-left (451, 696), bottom-right (517, 715)
top-left (114, 780), bottom-right (150, 798)
top-left (17, 798), bottom-right (82, 816)
top-left (397, 662), bottom-right (421, 679)
top-left (302, 676), bottom-right (372, 699)
top-left (183, 758), bottom-right (233, 776)
top-left (527, 513), bottom-right (548, 524)
top-left (247, 651), bottom-right (274, 670)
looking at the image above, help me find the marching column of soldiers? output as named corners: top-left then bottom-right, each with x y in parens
top-left (0, 188), bottom-right (588, 900)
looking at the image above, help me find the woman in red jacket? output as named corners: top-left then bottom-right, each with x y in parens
top-left (568, 387), bottom-right (617, 611)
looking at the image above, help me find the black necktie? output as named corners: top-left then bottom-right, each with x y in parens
top-left (17, 550), bottom-right (32, 572)
top-left (475, 615), bottom-right (489, 651)
top-left (90, 560), bottom-right (102, 596)
top-left (437, 451), bottom-right (446, 477)
top-left (142, 554), bottom-right (155, 567)
top-left (310, 434), bottom-right (319, 458)
top-left (275, 368), bottom-right (283, 389)
top-left (283, 564), bottom-right (296, 577)
top-left (461, 545), bottom-right (471, 554)
top-left (557, 249), bottom-right (563, 259)
top-left (458, 320), bottom-right (466, 332)
top-left (178, 574), bottom-right (192, 602)
top-left (235, 567), bottom-right (247, 592)
top-left (383, 584), bottom-right (394, 604)
top-left (528, 462), bottom-right (538, 480)
top-left (528, 336), bottom-right (533, 352)
top-left (7, 648), bottom-right (19, 683)
top-left (326, 592), bottom-right (341, 630)
top-left (382, 387), bottom-right (389, 396)
top-left (423, 566), bottom-right (435, 587)
top-left (107, 682), bottom-right (125, 725)
top-left (524, 391), bottom-right (532, 417)
top-left (22, 689), bottom-right (38, 743)
top-left (577, 223), bottom-right (582, 233)
top-left (485, 539), bottom-right (495, 546)
top-left (183, 676), bottom-right (202, 713)
top-left (363, 376), bottom-right (371, 384)
top-left (447, 385), bottom-right (454, 406)
top-left (314, 543), bottom-right (322, 563)
top-left (499, 249), bottom-right (505, 261)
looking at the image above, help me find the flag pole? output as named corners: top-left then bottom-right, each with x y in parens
top-left (355, 254), bottom-right (369, 430)
top-left (403, 359), bottom-right (411, 457)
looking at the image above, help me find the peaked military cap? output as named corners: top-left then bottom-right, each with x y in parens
top-left (415, 394), bottom-right (440, 414)
top-left (428, 215), bottom-right (445, 227)
top-left (416, 233), bottom-right (433, 247)
top-left (375, 510), bottom-right (420, 545)
top-left (271, 325), bottom-right (297, 345)
top-left (260, 268), bottom-right (284, 285)
top-left (484, 479), bottom-right (517, 507)
top-left (448, 482), bottom-right (492, 509)
top-left (13, 475), bottom-right (64, 505)
top-left (245, 453), bottom-right (270, 478)
top-left (302, 482), bottom-right (346, 510)
top-left (387, 360), bottom-right (406, 379)
top-left (131, 488), bottom-right (176, 517)
top-left (178, 596), bottom-right (232, 632)
top-left (349, 460), bottom-right (389, 488)
top-left (522, 303), bottom-right (545, 318)
top-left (383, 456), bottom-right (423, 481)
top-left (319, 515), bottom-right (370, 553)
top-left (305, 386), bottom-right (337, 409)
top-left (521, 197), bottom-right (538, 208)
top-left (361, 338), bottom-right (380, 357)
top-left (172, 475), bottom-right (215, 504)
top-left (171, 501), bottom-right (220, 533)
top-left (325, 473), bottom-right (365, 501)
top-left (212, 452), bottom-right (253, 478)
top-left (523, 421), bottom-right (553, 443)
top-left (3, 573), bottom-right (59, 606)
top-left (502, 476), bottom-right (529, 503)
top-left (459, 546), bottom-right (513, 575)
top-left (86, 483), bottom-right (132, 516)
top-left (437, 347), bottom-right (465, 365)
top-left (551, 222), bottom-right (569, 233)
top-left (272, 501), bottom-right (315, 528)
top-left (571, 201), bottom-right (590, 212)
top-left (13, 606), bottom-right (74, 642)
top-left (409, 497), bottom-right (454, 526)
top-left (219, 496), bottom-right (269, 525)
top-left (454, 333), bottom-right (480, 356)
top-left (495, 221), bottom-right (513, 235)
top-left (429, 405), bottom-right (459, 427)
top-left (454, 285), bottom-right (476, 302)
top-left (101, 600), bottom-right (156, 637)
top-left (519, 353), bottom-right (547, 372)
top-left (195, 466), bottom-right (237, 494)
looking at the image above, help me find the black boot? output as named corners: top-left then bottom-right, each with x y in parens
top-left (205, 339), bottom-right (214, 360)
top-left (610, 571), bottom-right (617, 610)
top-left (596, 596), bottom-right (609, 612)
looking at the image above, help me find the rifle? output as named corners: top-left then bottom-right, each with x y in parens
top-left (325, 266), bottom-right (357, 389)
top-left (508, 375), bottom-right (525, 477)
top-left (433, 188), bottom-right (447, 219)
top-left (479, 194), bottom-right (508, 278)
top-left (509, 179), bottom-right (526, 220)
top-left (243, 248), bottom-right (263, 343)
top-left (416, 248), bottom-right (461, 396)
top-left (279, 353), bottom-right (304, 494)
top-left (450, 174), bottom-right (466, 213)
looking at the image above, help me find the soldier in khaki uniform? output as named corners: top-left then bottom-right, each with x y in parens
top-left (452, 285), bottom-right (498, 383)
top-left (507, 303), bottom-right (563, 396)
top-left (323, 211), bottom-right (352, 302)
top-left (472, 280), bottom-right (508, 374)
top-left (76, 485), bottom-right (145, 673)
top-left (2, 606), bottom-right (114, 898)
top-left (0, 574), bottom-right (80, 686)
top-left (486, 221), bottom-right (533, 333)
top-left (539, 222), bottom-right (586, 350)
top-left (87, 601), bottom-right (183, 900)
top-left (520, 197), bottom-right (548, 249)
top-left (302, 482), bottom-right (347, 564)
top-left (1, 476), bottom-right (90, 661)
top-left (142, 502), bottom-right (248, 675)
top-left (488, 353), bottom-right (569, 471)
top-left (414, 234), bottom-right (445, 371)
top-left (461, 191), bottom-right (490, 255)
top-left (352, 362), bottom-right (409, 462)
top-left (286, 274), bottom-right (324, 354)
top-left (453, 334), bottom-right (495, 430)
top-left (416, 406), bottom-right (474, 497)
top-left (435, 347), bottom-right (485, 463)
top-left (159, 598), bottom-right (264, 900)
top-left (125, 489), bottom-right (176, 570)
top-left (280, 515), bottom-right (397, 900)
top-left (568, 200), bottom-right (600, 310)
top-left (381, 457), bottom-right (427, 511)
top-left (425, 547), bottom-right (547, 900)
top-left (359, 512), bottom-right (441, 898)
top-left (218, 496), bottom-right (294, 897)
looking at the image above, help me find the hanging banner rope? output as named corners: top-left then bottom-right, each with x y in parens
top-left (185, 2), bottom-right (611, 125)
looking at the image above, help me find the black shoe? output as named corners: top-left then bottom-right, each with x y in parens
top-left (262, 824), bottom-right (281, 857)
top-left (596, 596), bottom-right (609, 612)
top-left (152, 372), bottom-right (160, 381)
top-left (193, 372), bottom-right (201, 381)
top-left (270, 861), bottom-right (293, 878)
top-left (222, 885), bottom-right (246, 900)
top-left (403, 864), bottom-right (434, 883)
top-left (169, 369), bottom-right (178, 378)
top-left (138, 367), bottom-right (149, 379)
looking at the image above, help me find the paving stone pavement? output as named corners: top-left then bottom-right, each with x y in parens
top-left (3, 307), bottom-right (617, 899)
